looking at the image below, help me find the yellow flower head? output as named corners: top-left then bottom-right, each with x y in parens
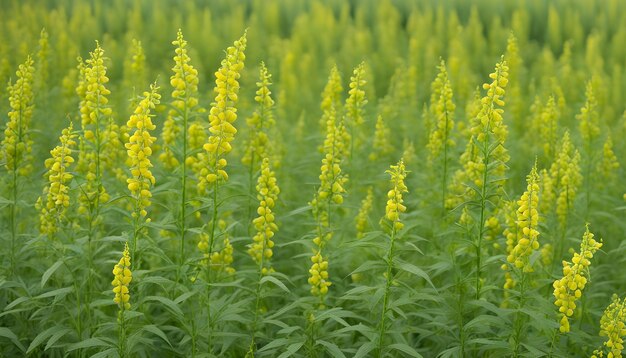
top-left (112, 243), bottom-right (132, 310)
top-left (427, 59), bottom-right (455, 163)
top-left (553, 225), bottom-right (602, 332)
top-left (308, 250), bottom-right (331, 297)
top-left (38, 123), bottom-right (77, 235)
top-left (200, 31), bottom-right (247, 188)
top-left (592, 295), bottom-right (626, 358)
top-left (248, 158), bottom-right (280, 274)
top-left (159, 29), bottom-right (200, 169)
top-left (125, 83), bottom-right (161, 219)
top-left (2, 56), bottom-right (35, 174)
top-left (383, 159), bottom-right (408, 232)
top-left (242, 62), bottom-right (276, 170)
top-left (355, 186), bottom-right (374, 239)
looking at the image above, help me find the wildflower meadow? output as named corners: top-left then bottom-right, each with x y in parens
top-left (1, 0), bottom-right (625, 357)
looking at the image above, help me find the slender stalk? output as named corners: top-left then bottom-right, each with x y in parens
top-left (206, 179), bottom-right (220, 354)
top-left (376, 226), bottom-right (397, 357)
top-left (249, 225), bottom-right (269, 353)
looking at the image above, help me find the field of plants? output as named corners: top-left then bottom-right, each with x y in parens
top-left (1, 0), bottom-right (625, 356)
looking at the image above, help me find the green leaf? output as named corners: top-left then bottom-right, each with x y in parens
top-left (395, 259), bottom-right (435, 288)
top-left (388, 343), bottom-right (423, 357)
top-left (27, 326), bottom-right (57, 354)
top-left (0, 327), bottom-right (26, 352)
top-left (276, 342), bottom-right (305, 358)
top-left (35, 287), bottom-right (73, 300)
top-left (45, 328), bottom-right (72, 350)
top-left (143, 296), bottom-right (184, 319)
top-left (67, 337), bottom-right (112, 351)
top-left (257, 338), bottom-right (290, 353)
top-left (260, 275), bottom-right (290, 293)
top-left (354, 342), bottom-right (376, 358)
top-left (90, 348), bottom-right (117, 358)
top-left (41, 260), bottom-right (64, 288)
top-left (142, 325), bottom-right (172, 347)
top-left (316, 340), bottom-right (346, 358)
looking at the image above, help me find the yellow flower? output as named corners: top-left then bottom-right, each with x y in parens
top-left (125, 83), bottom-right (161, 219)
top-left (2, 56), bottom-right (35, 175)
top-left (248, 158), bottom-right (280, 274)
top-left (427, 60), bottom-right (455, 164)
top-left (553, 225), bottom-right (602, 332)
top-left (369, 115), bottom-right (393, 161)
top-left (383, 159), bottom-right (408, 232)
top-left (308, 250), bottom-right (331, 297)
top-left (447, 58), bottom-right (509, 208)
top-left (242, 62), bottom-right (277, 171)
top-left (37, 123), bottom-right (77, 235)
top-left (112, 243), bottom-right (132, 310)
top-left (597, 136), bottom-right (619, 185)
top-left (199, 31), bottom-right (247, 190)
top-left (505, 163), bottom-right (540, 273)
top-left (578, 80), bottom-right (600, 146)
top-left (355, 187), bottom-right (374, 239)
top-left (592, 295), bottom-right (626, 358)
top-left (536, 96), bottom-right (559, 159)
top-left (319, 65), bottom-right (343, 130)
top-left (159, 29), bottom-right (200, 169)
top-left (344, 61), bottom-right (367, 150)
top-left (549, 132), bottom-right (582, 226)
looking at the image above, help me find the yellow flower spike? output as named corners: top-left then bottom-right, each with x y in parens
top-left (597, 136), bottom-right (619, 186)
top-left (355, 187), bottom-right (374, 239)
top-left (536, 96), bottom-right (559, 159)
top-left (344, 61), bottom-right (367, 153)
top-left (199, 31), bottom-right (247, 191)
top-left (369, 115), bottom-right (393, 162)
top-left (248, 158), bottom-right (280, 274)
top-left (553, 224), bottom-right (602, 332)
top-left (547, 132), bottom-right (582, 227)
top-left (159, 29), bottom-right (200, 170)
top-left (242, 62), bottom-right (277, 171)
top-left (2, 56), bottom-right (35, 174)
top-left (125, 83), bottom-right (161, 220)
top-left (112, 243), bottom-right (132, 310)
top-left (578, 80), bottom-right (600, 146)
top-left (427, 59), bottom-right (456, 164)
top-left (37, 123), bottom-right (77, 235)
top-left (382, 159), bottom-right (408, 233)
top-left (447, 58), bottom-right (509, 209)
top-left (505, 163), bottom-right (540, 273)
top-left (592, 295), bottom-right (626, 358)
top-left (319, 65), bottom-right (343, 130)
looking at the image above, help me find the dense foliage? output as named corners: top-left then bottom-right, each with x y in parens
top-left (1, 0), bottom-right (625, 357)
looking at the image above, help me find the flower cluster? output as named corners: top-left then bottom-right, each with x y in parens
top-left (199, 31), bottom-right (247, 190)
top-left (553, 225), bottom-right (602, 332)
top-left (2, 56), bottom-right (35, 175)
top-left (383, 159), bottom-right (408, 232)
top-left (447, 58), bottom-right (509, 208)
top-left (37, 123), bottom-right (77, 235)
top-left (308, 251), bottom-right (330, 297)
top-left (506, 164), bottom-right (540, 273)
top-left (550, 132), bottom-right (582, 226)
top-left (112, 243), bottom-right (132, 310)
top-left (427, 60), bottom-right (455, 163)
top-left (159, 29), bottom-right (200, 169)
top-left (355, 186), bottom-right (374, 238)
top-left (242, 62), bottom-right (276, 171)
top-left (591, 295), bottom-right (626, 358)
top-left (125, 83), bottom-right (161, 219)
top-left (578, 81), bottom-right (600, 145)
top-left (369, 115), bottom-right (393, 161)
top-left (318, 65), bottom-right (343, 130)
top-left (248, 158), bottom-right (280, 275)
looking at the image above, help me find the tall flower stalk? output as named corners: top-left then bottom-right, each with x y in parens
top-left (200, 31), bottom-right (247, 353)
top-left (112, 243), bottom-right (133, 357)
top-left (1, 56), bottom-right (34, 276)
top-left (125, 83), bottom-right (160, 267)
top-left (376, 159), bottom-right (408, 357)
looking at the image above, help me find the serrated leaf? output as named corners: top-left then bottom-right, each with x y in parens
top-left (388, 343), bottom-right (423, 357)
top-left (0, 327), bottom-right (26, 351)
top-left (316, 340), bottom-right (346, 358)
top-left (41, 260), bottom-right (64, 288)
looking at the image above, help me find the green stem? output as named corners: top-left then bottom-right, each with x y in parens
top-left (206, 179), bottom-right (220, 354)
top-left (376, 225), bottom-right (397, 357)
